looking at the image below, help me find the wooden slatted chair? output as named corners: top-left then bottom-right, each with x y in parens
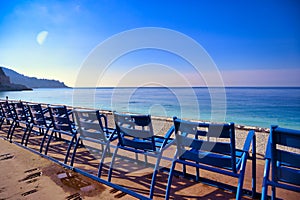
top-left (165, 117), bottom-right (256, 200)
top-left (261, 125), bottom-right (300, 200)
top-left (108, 112), bottom-right (174, 199)
top-left (70, 109), bottom-right (117, 177)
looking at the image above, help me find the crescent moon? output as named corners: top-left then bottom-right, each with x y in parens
top-left (36, 31), bottom-right (48, 45)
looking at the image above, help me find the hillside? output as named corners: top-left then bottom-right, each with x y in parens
top-left (2, 67), bottom-right (68, 88)
top-left (0, 68), bottom-right (31, 91)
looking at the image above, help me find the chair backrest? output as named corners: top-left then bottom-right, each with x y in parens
top-left (114, 112), bottom-right (155, 151)
top-left (12, 101), bottom-right (30, 122)
top-left (173, 118), bottom-right (237, 172)
top-left (48, 105), bottom-right (74, 132)
top-left (0, 101), bottom-right (5, 118)
top-left (28, 103), bottom-right (49, 126)
top-left (0, 101), bottom-right (13, 119)
top-left (74, 109), bottom-right (108, 142)
top-left (269, 125), bottom-right (300, 186)
top-left (0, 101), bottom-right (7, 118)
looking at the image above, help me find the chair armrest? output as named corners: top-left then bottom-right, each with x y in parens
top-left (42, 107), bottom-right (49, 114)
top-left (264, 136), bottom-right (271, 159)
top-left (108, 129), bottom-right (118, 141)
top-left (156, 126), bottom-right (175, 151)
top-left (97, 114), bottom-right (110, 134)
top-left (67, 109), bottom-right (73, 116)
top-left (242, 130), bottom-right (255, 152)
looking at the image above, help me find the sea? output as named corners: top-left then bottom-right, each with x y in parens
top-left (1, 87), bottom-right (299, 130)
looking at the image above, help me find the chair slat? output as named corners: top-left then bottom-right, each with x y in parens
top-left (275, 127), bottom-right (300, 149)
top-left (180, 150), bottom-right (235, 170)
top-left (119, 125), bottom-right (153, 138)
top-left (176, 135), bottom-right (232, 155)
top-left (277, 150), bottom-right (300, 169)
top-left (121, 137), bottom-right (153, 150)
top-left (79, 120), bottom-right (102, 131)
top-left (278, 166), bottom-right (300, 185)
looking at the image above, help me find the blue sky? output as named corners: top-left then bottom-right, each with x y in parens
top-left (0, 0), bottom-right (299, 87)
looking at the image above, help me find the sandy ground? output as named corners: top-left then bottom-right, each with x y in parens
top-left (0, 115), bottom-right (299, 200)
top-left (0, 138), bottom-right (128, 200)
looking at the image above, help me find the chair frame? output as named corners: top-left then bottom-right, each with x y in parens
top-left (25, 103), bottom-right (53, 147)
top-left (0, 101), bottom-right (7, 129)
top-left (7, 101), bottom-right (31, 143)
top-left (261, 125), bottom-right (300, 200)
top-left (43, 105), bottom-right (77, 164)
top-left (107, 112), bottom-right (174, 199)
top-left (0, 101), bottom-right (14, 132)
top-left (70, 109), bottom-right (117, 177)
top-left (165, 117), bottom-right (256, 200)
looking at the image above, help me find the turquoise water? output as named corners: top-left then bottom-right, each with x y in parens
top-left (1, 87), bottom-right (299, 129)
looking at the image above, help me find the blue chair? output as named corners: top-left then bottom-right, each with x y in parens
top-left (0, 101), bottom-right (14, 133)
top-left (108, 112), bottom-right (174, 199)
top-left (0, 101), bottom-right (7, 129)
top-left (7, 101), bottom-right (31, 143)
top-left (25, 103), bottom-right (53, 147)
top-left (70, 109), bottom-right (117, 177)
top-left (43, 105), bottom-right (77, 164)
top-left (261, 125), bottom-right (300, 200)
top-left (165, 117), bottom-right (256, 200)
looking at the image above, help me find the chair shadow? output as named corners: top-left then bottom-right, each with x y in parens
top-left (101, 155), bottom-right (246, 199)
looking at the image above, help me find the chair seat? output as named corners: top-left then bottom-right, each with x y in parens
top-left (277, 165), bottom-right (300, 186)
top-left (122, 137), bottom-right (154, 151)
top-left (179, 149), bottom-right (241, 170)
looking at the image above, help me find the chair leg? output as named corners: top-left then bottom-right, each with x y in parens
top-left (70, 137), bottom-right (81, 166)
top-left (149, 153), bottom-right (163, 199)
top-left (25, 125), bottom-right (35, 146)
top-left (165, 161), bottom-right (177, 200)
top-left (9, 122), bottom-right (17, 143)
top-left (44, 131), bottom-right (55, 155)
top-left (21, 125), bottom-right (29, 145)
top-left (21, 124), bottom-right (31, 145)
top-left (108, 146), bottom-right (119, 182)
top-left (40, 128), bottom-right (50, 153)
top-left (144, 154), bottom-right (148, 166)
top-left (271, 186), bottom-right (276, 200)
top-left (106, 143), bottom-right (111, 156)
top-left (252, 135), bottom-right (257, 198)
top-left (261, 159), bottom-right (270, 200)
top-left (236, 155), bottom-right (248, 200)
top-left (97, 142), bottom-right (111, 178)
top-left (7, 121), bottom-right (15, 140)
top-left (182, 163), bottom-right (186, 177)
top-left (64, 134), bottom-right (77, 164)
top-left (0, 118), bottom-right (4, 129)
top-left (196, 162), bottom-right (200, 182)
